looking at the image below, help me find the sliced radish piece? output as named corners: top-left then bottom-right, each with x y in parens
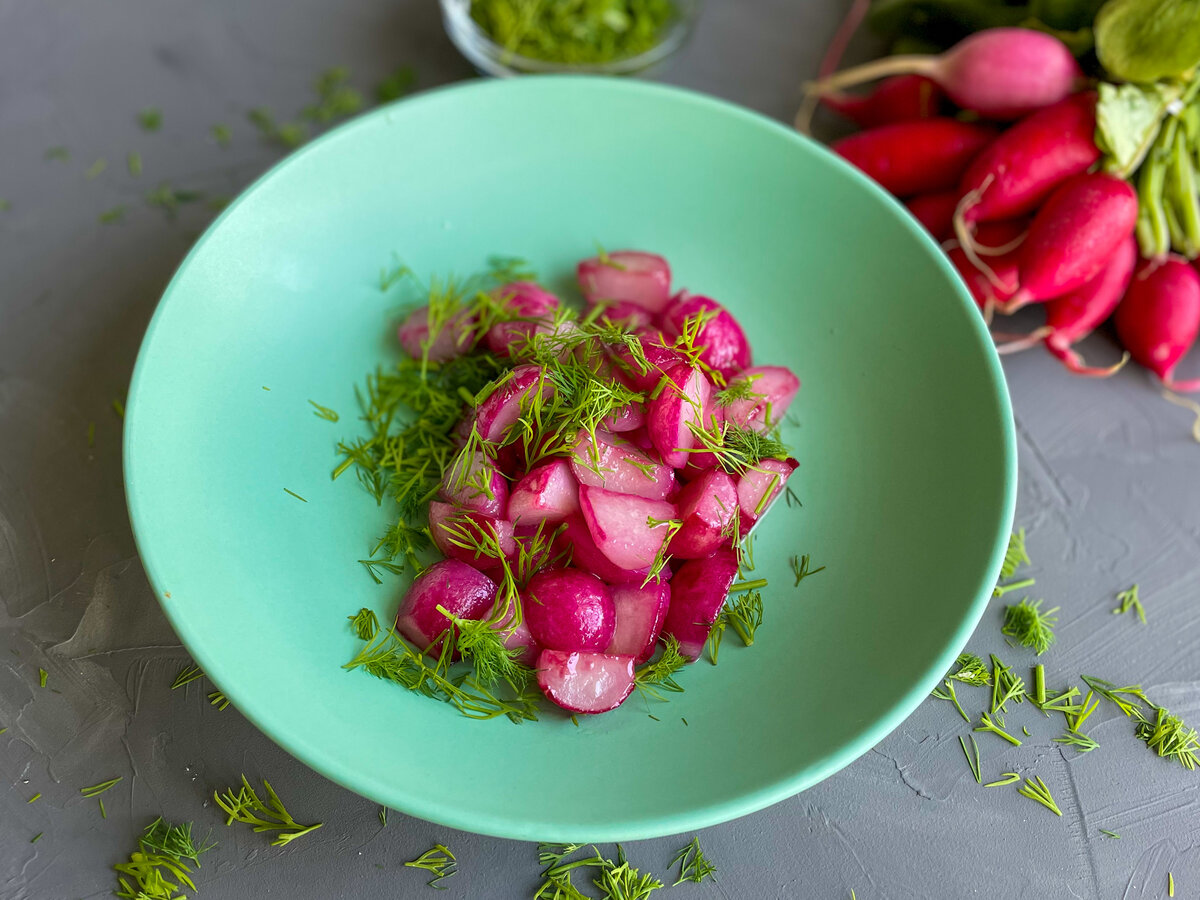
top-left (537, 649), bottom-right (637, 714)
top-left (508, 459), bottom-right (580, 526)
top-left (473, 364), bottom-right (555, 443)
top-left (647, 364), bottom-right (713, 469)
top-left (524, 568), bottom-right (616, 652)
top-left (428, 501), bottom-right (516, 569)
top-left (485, 282), bottom-right (560, 357)
top-left (577, 251), bottom-right (672, 313)
top-left (670, 468), bottom-right (738, 558)
top-left (737, 458), bottom-right (798, 535)
top-left (578, 485), bottom-right (678, 572)
top-left (571, 430), bottom-right (675, 501)
top-left (607, 580), bottom-right (671, 662)
top-left (662, 551), bottom-right (739, 660)
top-left (487, 601), bottom-right (540, 666)
top-left (660, 293), bottom-right (753, 378)
top-left (552, 516), bottom-right (652, 585)
top-left (440, 448), bottom-right (509, 518)
top-left (590, 299), bottom-right (655, 331)
top-left (609, 338), bottom-right (685, 392)
top-left (602, 401), bottom-right (646, 433)
top-left (396, 559), bottom-right (497, 657)
top-left (397, 305), bottom-right (477, 362)
top-left (720, 366), bottom-right (801, 433)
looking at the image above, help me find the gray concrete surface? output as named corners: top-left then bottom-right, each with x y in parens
top-left (2, 1), bottom-right (1199, 897)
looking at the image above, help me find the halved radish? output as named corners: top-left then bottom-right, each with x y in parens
top-left (524, 568), bottom-right (615, 652)
top-left (602, 401), bottom-right (646, 433)
top-left (508, 459), bottom-right (579, 526)
top-left (607, 580), bottom-right (671, 662)
top-left (396, 559), bottom-right (497, 657)
top-left (719, 366), bottom-right (800, 433)
top-left (487, 601), bottom-right (540, 666)
top-left (578, 485), bottom-right (678, 571)
top-left (647, 364), bottom-right (713, 469)
top-left (662, 551), bottom-right (739, 660)
top-left (440, 448), bottom-right (509, 518)
top-left (397, 305), bottom-right (477, 362)
top-left (577, 251), bottom-right (672, 313)
top-left (670, 468), bottom-right (738, 558)
top-left (473, 364), bottom-right (555, 443)
top-left (660, 294), bottom-right (753, 378)
top-left (737, 458), bottom-right (798, 535)
top-left (485, 282), bottom-right (560, 357)
top-left (571, 430), bottom-right (675, 501)
top-left (609, 339), bottom-right (685, 392)
top-left (591, 299), bottom-right (655, 331)
top-left (552, 516), bottom-right (652, 584)
top-left (537, 649), bottom-right (636, 714)
top-left (428, 501), bottom-right (516, 569)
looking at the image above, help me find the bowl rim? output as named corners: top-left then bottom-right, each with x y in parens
top-left (124, 75), bottom-right (1017, 841)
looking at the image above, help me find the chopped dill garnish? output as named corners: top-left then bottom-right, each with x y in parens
top-left (537, 845), bottom-right (663, 900)
top-left (634, 635), bottom-right (688, 701)
top-left (1001, 599), bottom-right (1058, 655)
top-left (127, 152), bottom-right (143, 177)
top-left (975, 711), bottom-right (1022, 746)
top-left (959, 735), bottom-right (982, 783)
top-left (309, 400), bottom-right (339, 422)
top-left (38, 668), bottom-right (47, 688)
top-left (138, 108), bottom-right (163, 132)
top-left (115, 817), bottom-right (216, 899)
top-left (214, 775), bottom-right (322, 846)
top-left (208, 690), bottom-right (230, 710)
top-left (303, 67), bottom-right (364, 124)
top-left (444, 610), bottom-right (536, 692)
top-left (1033, 664), bottom-right (1046, 706)
top-left (207, 195), bottom-right (231, 213)
top-left (376, 65), bottom-right (417, 103)
top-left (1041, 686), bottom-right (1083, 715)
top-left (171, 664), bottom-right (204, 690)
top-left (283, 488), bottom-right (308, 502)
top-left (999, 528), bottom-right (1030, 579)
top-left (983, 772), bottom-right (1020, 787)
top-left (1070, 691), bottom-right (1099, 733)
top-left (100, 798), bottom-right (107, 818)
top-left (947, 652), bottom-right (991, 686)
top-left (45, 146), bottom-right (69, 162)
top-left (99, 206), bottom-right (126, 225)
top-left (81, 777), bottom-right (123, 798)
top-left (687, 420), bottom-right (789, 477)
top-left (714, 376), bottom-right (761, 407)
top-left (27, 792), bottom-right (41, 803)
top-left (708, 589), bottom-right (762, 664)
top-left (211, 123), bottom-right (232, 147)
top-left (784, 486), bottom-right (802, 508)
top-left (671, 837), bottom-right (717, 885)
top-left (1016, 775), bottom-right (1062, 816)
top-left (1054, 730), bottom-right (1099, 752)
top-left (1081, 675), bottom-right (1151, 720)
top-left (1135, 706), bottom-right (1200, 770)
top-left (1099, 829), bottom-right (1120, 838)
top-left (990, 655), bottom-right (1025, 714)
top-left (87, 422), bottom-right (96, 446)
top-left (145, 182), bottom-right (205, 219)
top-left (86, 158), bottom-right (108, 179)
top-left (112, 398), bottom-right (125, 418)
top-left (1112, 584), bottom-right (1146, 623)
top-left (993, 577), bottom-right (1035, 598)
top-left (930, 679), bottom-right (968, 722)
top-left (378, 806), bottom-right (387, 827)
top-left (789, 554), bottom-right (825, 586)
top-left (1169, 872), bottom-right (1175, 897)
top-left (140, 818), bottom-right (216, 865)
top-left (405, 843), bottom-right (457, 889)
top-left (348, 608), bottom-right (380, 641)
top-left (31, 832), bottom-right (42, 843)
top-left (539, 843), bottom-right (584, 866)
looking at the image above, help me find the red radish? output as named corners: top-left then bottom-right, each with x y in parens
top-left (810, 28), bottom-right (1081, 120)
top-left (647, 364), bottom-right (713, 468)
top-left (484, 282), bottom-right (560, 357)
top-left (591, 299), bottom-right (655, 331)
top-left (662, 551), bottom-right (740, 660)
top-left (487, 602), bottom-right (539, 666)
top-left (537, 650), bottom-right (636, 714)
top-left (905, 191), bottom-right (960, 241)
top-left (397, 306), bottom-right (477, 362)
top-left (610, 338), bottom-right (684, 392)
top-left (577, 251), bottom-right (672, 313)
top-left (823, 75), bottom-right (943, 128)
top-left (524, 569), bottom-right (616, 652)
top-left (396, 559), bottom-right (496, 656)
top-left (606, 581), bottom-right (671, 662)
top-left (571, 430), bottom-right (675, 501)
top-left (472, 364), bottom-right (555, 443)
top-left (508, 460), bottom-right (579, 526)
top-left (670, 468), bottom-right (738, 558)
top-left (578, 485), bottom-right (677, 571)
top-left (602, 401), bottom-right (646, 433)
top-left (440, 449), bottom-right (509, 518)
top-left (660, 294), bottom-right (753, 378)
top-left (737, 458), bottom-right (798, 534)
top-left (428, 501), bottom-right (516, 569)
top-left (1115, 257), bottom-right (1200, 392)
top-left (719, 365), bottom-right (801, 433)
top-left (956, 92), bottom-right (1100, 234)
top-left (553, 516), bottom-right (651, 585)
top-left (946, 220), bottom-right (1028, 316)
top-left (1003, 173), bottom-right (1139, 312)
top-left (833, 119), bottom-right (997, 197)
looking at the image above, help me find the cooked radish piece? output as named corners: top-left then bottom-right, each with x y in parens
top-left (396, 559), bottom-right (497, 656)
top-left (719, 366), bottom-right (801, 433)
top-left (473, 364), bottom-right (555, 443)
top-left (578, 485), bottom-right (678, 571)
top-left (591, 299), bottom-right (655, 331)
top-left (487, 602), bottom-right (540, 666)
top-left (571, 431), bottom-right (675, 501)
top-left (553, 515), bottom-right (652, 584)
top-left (670, 468), bottom-right (739, 558)
top-left (537, 650), bottom-right (636, 714)
top-left (440, 449), bottom-right (509, 518)
top-left (662, 551), bottom-right (740, 660)
top-left (485, 282), bottom-right (560, 357)
top-left (648, 364), bottom-right (713, 469)
top-left (577, 251), bottom-right (672, 313)
top-left (428, 501), bottom-right (516, 569)
top-left (508, 460), bottom-right (579, 526)
top-left (607, 581), bottom-right (671, 662)
top-left (610, 338), bottom-right (685, 392)
top-left (524, 569), bottom-right (616, 652)
top-left (602, 402), bottom-right (646, 433)
top-left (397, 306), bottom-right (477, 362)
top-left (660, 294), bottom-right (753, 377)
top-left (737, 458), bottom-right (798, 534)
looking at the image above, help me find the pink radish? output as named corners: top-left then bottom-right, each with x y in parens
top-left (553, 516), bottom-right (651, 585)
top-left (537, 650), bottom-right (636, 714)
top-left (1115, 257), bottom-right (1200, 392)
top-left (472, 364), bottom-right (555, 443)
top-left (396, 559), bottom-right (497, 657)
top-left (508, 460), bottom-right (579, 526)
top-left (660, 294), bottom-right (753, 378)
top-left (397, 306), bottom-right (477, 362)
top-left (833, 119), bottom-right (997, 197)
top-left (610, 338), bottom-right (685, 392)
top-left (905, 191), bottom-right (959, 241)
top-left (670, 468), bottom-right (738, 559)
top-left (487, 602), bottom-right (540, 666)
top-left (719, 366), bottom-right (801, 433)
top-left (591, 299), bottom-right (655, 332)
top-left (810, 28), bottom-right (1081, 120)
top-left (428, 501), bottom-right (516, 569)
top-left (662, 551), bottom-right (739, 660)
top-left (1003, 173), bottom-right (1139, 312)
top-left (647, 364), bottom-right (713, 468)
top-left (946, 220), bottom-right (1027, 315)
top-left (578, 485), bottom-right (677, 572)
top-left (440, 448), bottom-right (509, 518)
top-left (524, 569), bottom-right (615, 652)
top-left (602, 401), bottom-right (646, 433)
top-left (737, 458), bottom-right (798, 535)
top-left (571, 430), bottom-right (675, 501)
top-left (484, 282), bottom-right (560, 357)
top-left (577, 251), bottom-right (672, 313)
top-left (607, 580), bottom-right (671, 662)
top-left (823, 75), bottom-right (943, 128)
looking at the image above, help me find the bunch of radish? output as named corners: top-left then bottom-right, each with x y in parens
top-left (392, 251), bottom-right (800, 715)
top-left (808, 26), bottom-right (1200, 391)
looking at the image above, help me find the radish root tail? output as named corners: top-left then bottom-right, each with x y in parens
top-left (1049, 345), bottom-right (1129, 378)
top-left (952, 176), bottom-right (1010, 292)
top-left (1162, 390), bottom-right (1200, 442)
top-left (994, 326), bottom-right (1052, 355)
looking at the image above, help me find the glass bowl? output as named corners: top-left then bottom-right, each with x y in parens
top-left (439, 0), bottom-right (701, 77)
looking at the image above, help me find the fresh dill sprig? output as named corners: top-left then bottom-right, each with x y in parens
top-left (975, 711), bottom-right (1022, 746)
top-left (140, 818), bottom-right (216, 865)
top-left (990, 655), bottom-right (1025, 714)
top-left (86, 158), bottom-right (108, 179)
top-left (1040, 687), bottom-right (1083, 716)
top-left (1070, 691), bottom-right (1100, 733)
top-left (348, 608), bottom-right (380, 641)
top-left (127, 152), bottom-right (143, 176)
top-left (1081, 676), bottom-right (1151, 721)
top-left (947, 652), bottom-right (991, 686)
top-left (283, 488), bottom-right (308, 502)
top-left (993, 577), bottom-right (1035, 598)
top-left (1054, 730), bottom-right (1099, 752)
top-left (99, 206), bottom-right (126, 225)
top-left (214, 775), bottom-right (322, 846)
top-left (138, 108), bottom-right (163, 131)
top-left (788, 554), bottom-right (825, 586)
top-left (538, 845), bottom-right (663, 900)
top-left (171, 664), bottom-right (204, 690)
top-left (114, 817), bottom-right (215, 900)
top-left (686, 420), bottom-right (789, 477)
top-left (38, 668), bottom-right (47, 688)
top-left (670, 837), bottom-right (717, 885)
top-left (211, 123), bottom-right (232, 146)
top-left (1099, 829), bottom-right (1121, 838)
top-left (302, 67), bottom-right (364, 124)
top-left (983, 772), bottom-right (1020, 787)
top-left (405, 843), bottom-right (458, 889)
top-left (1112, 584), bottom-right (1146, 623)
top-left (539, 843), bottom-right (584, 867)
top-left (714, 376), bottom-right (762, 407)
top-left (309, 400), bottom-right (339, 422)
top-left (708, 589), bottom-right (763, 665)
top-left (1016, 775), bottom-right (1062, 816)
top-left (81, 777), bottom-right (123, 798)
top-left (208, 690), bottom-right (230, 710)
top-left (145, 182), bottom-right (205, 219)
top-left (443, 610), bottom-right (535, 692)
top-left (959, 735), bottom-right (982, 783)
top-left (930, 679), bottom-right (969, 722)
top-left (999, 528), bottom-right (1031, 579)
top-left (376, 65), bottom-right (417, 103)
top-left (1001, 599), bottom-right (1058, 655)
top-left (1135, 706), bottom-right (1200, 770)
top-left (634, 636), bottom-right (688, 701)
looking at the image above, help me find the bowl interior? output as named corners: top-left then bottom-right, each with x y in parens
top-left (124, 77), bottom-right (1015, 842)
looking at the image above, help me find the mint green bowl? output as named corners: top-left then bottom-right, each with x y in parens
top-left (124, 77), bottom-right (1016, 841)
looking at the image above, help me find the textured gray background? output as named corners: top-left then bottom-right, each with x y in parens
top-left (2, 1), bottom-right (1199, 898)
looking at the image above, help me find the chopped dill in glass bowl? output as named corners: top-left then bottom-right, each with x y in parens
top-left (440, 0), bottom-right (701, 77)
